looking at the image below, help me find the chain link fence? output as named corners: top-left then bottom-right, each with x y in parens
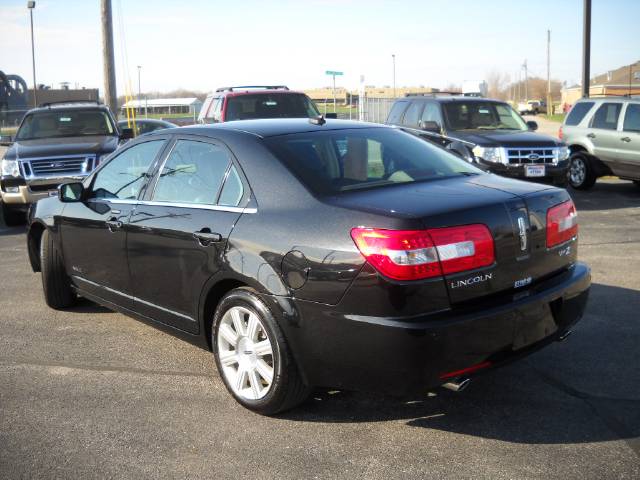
top-left (358, 96), bottom-right (397, 124)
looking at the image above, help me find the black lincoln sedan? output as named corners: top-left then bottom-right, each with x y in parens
top-left (27, 118), bottom-right (590, 414)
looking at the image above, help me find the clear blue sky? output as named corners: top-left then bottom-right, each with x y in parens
top-left (1, 0), bottom-right (638, 94)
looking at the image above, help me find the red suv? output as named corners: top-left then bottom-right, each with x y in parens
top-left (198, 85), bottom-right (324, 123)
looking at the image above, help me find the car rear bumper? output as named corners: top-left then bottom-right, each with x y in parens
top-left (286, 262), bottom-right (590, 395)
top-left (480, 160), bottom-right (569, 182)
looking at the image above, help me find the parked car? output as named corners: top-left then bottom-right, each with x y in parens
top-left (198, 85), bottom-right (327, 124)
top-left (386, 95), bottom-right (570, 186)
top-left (27, 119), bottom-right (590, 414)
top-left (118, 118), bottom-right (177, 137)
top-left (0, 101), bottom-right (131, 225)
top-left (518, 100), bottom-right (547, 115)
top-left (560, 96), bottom-right (640, 189)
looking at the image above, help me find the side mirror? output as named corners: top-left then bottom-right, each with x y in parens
top-left (0, 134), bottom-right (13, 145)
top-left (324, 113), bottom-right (338, 119)
top-left (58, 182), bottom-right (84, 203)
top-left (120, 128), bottom-right (134, 140)
top-left (419, 120), bottom-right (441, 134)
top-left (526, 121), bottom-right (538, 131)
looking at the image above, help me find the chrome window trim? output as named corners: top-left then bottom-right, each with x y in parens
top-left (103, 197), bottom-right (256, 214)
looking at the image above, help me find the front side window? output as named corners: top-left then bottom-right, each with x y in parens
top-left (421, 103), bottom-right (442, 125)
top-left (91, 140), bottom-right (164, 200)
top-left (590, 103), bottom-right (622, 130)
top-left (565, 102), bottom-right (594, 126)
top-left (443, 102), bottom-right (527, 131)
top-left (224, 94), bottom-right (319, 121)
top-left (265, 127), bottom-right (482, 195)
top-left (16, 109), bottom-right (116, 140)
top-left (152, 140), bottom-right (231, 205)
top-left (623, 104), bottom-right (640, 132)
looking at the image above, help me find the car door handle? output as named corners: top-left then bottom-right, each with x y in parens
top-left (621, 136), bottom-right (631, 142)
top-left (106, 218), bottom-right (123, 232)
top-left (587, 133), bottom-right (596, 139)
top-left (193, 230), bottom-right (222, 246)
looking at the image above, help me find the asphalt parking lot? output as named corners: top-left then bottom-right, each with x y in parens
top-left (0, 180), bottom-right (639, 479)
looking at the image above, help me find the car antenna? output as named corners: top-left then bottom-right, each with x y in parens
top-left (309, 115), bottom-right (326, 126)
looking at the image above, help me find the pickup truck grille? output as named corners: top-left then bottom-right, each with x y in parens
top-left (23, 155), bottom-right (96, 178)
top-left (506, 147), bottom-right (557, 165)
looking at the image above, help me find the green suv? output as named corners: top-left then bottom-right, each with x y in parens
top-left (560, 96), bottom-right (640, 189)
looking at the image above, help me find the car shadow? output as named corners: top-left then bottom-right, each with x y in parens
top-left (71, 297), bottom-right (112, 314)
top-left (570, 179), bottom-right (640, 211)
top-left (280, 283), bottom-right (640, 450)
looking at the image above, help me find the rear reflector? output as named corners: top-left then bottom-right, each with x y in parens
top-left (546, 200), bottom-right (578, 248)
top-left (558, 126), bottom-right (563, 140)
top-left (351, 224), bottom-right (494, 281)
top-left (439, 361), bottom-right (492, 380)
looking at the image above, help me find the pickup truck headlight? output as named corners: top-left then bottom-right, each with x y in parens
top-left (472, 146), bottom-right (506, 164)
top-left (557, 146), bottom-right (570, 161)
top-left (1, 159), bottom-right (20, 177)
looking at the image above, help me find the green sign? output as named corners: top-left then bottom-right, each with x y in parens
top-left (325, 70), bottom-right (344, 76)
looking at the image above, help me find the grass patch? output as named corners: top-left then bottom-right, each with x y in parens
top-left (546, 113), bottom-right (566, 123)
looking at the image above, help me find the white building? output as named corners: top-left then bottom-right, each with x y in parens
top-left (121, 97), bottom-right (203, 116)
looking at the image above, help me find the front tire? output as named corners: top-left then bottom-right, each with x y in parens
top-left (568, 153), bottom-right (597, 190)
top-left (212, 288), bottom-right (310, 415)
top-left (40, 229), bottom-right (76, 309)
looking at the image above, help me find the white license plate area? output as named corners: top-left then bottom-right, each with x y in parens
top-left (525, 165), bottom-right (546, 177)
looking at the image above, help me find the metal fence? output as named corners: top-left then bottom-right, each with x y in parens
top-left (358, 96), bottom-right (397, 124)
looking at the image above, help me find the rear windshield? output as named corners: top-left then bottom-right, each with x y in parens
top-left (443, 101), bottom-right (527, 131)
top-left (225, 93), bottom-right (319, 121)
top-left (565, 102), bottom-right (594, 126)
top-left (16, 109), bottom-right (116, 140)
top-left (264, 127), bottom-right (482, 195)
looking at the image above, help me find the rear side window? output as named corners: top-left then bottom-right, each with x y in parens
top-left (218, 165), bottom-right (244, 206)
top-left (402, 102), bottom-right (423, 127)
top-left (153, 140), bottom-right (231, 205)
top-left (623, 104), bottom-right (640, 132)
top-left (421, 103), bottom-right (442, 125)
top-left (386, 101), bottom-right (408, 124)
top-left (590, 103), bottom-right (622, 130)
top-left (565, 102), bottom-right (594, 126)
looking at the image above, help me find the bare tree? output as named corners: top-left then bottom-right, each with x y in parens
top-left (486, 70), bottom-right (510, 100)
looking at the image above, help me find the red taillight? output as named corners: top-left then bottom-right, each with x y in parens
top-left (546, 200), bottom-right (578, 248)
top-left (558, 126), bottom-right (563, 140)
top-left (350, 224), bottom-right (495, 281)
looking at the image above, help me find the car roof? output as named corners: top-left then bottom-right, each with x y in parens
top-left (152, 118), bottom-right (383, 138)
top-left (575, 96), bottom-right (640, 104)
top-left (207, 89), bottom-right (307, 99)
top-left (27, 103), bottom-right (110, 114)
top-left (402, 96), bottom-right (507, 104)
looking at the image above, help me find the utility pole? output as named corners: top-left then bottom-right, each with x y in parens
top-left (582, 0), bottom-right (591, 98)
top-left (392, 54), bottom-right (396, 98)
top-left (547, 30), bottom-right (552, 115)
top-left (101, 0), bottom-right (117, 113)
top-left (523, 59), bottom-right (528, 101)
top-left (27, 1), bottom-right (37, 107)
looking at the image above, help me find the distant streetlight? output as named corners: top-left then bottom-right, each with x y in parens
top-left (392, 54), bottom-right (396, 98)
top-left (27, 1), bottom-right (37, 107)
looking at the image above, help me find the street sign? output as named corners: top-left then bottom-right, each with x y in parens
top-left (325, 70), bottom-right (343, 76)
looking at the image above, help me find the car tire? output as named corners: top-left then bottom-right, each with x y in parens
top-left (212, 287), bottom-right (310, 415)
top-left (1, 202), bottom-right (25, 226)
top-left (40, 229), bottom-right (77, 309)
top-left (568, 153), bottom-right (597, 190)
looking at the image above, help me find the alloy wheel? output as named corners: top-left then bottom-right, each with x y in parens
top-left (570, 156), bottom-right (586, 186)
top-left (217, 306), bottom-right (274, 400)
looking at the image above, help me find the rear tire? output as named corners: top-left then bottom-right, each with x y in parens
top-left (568, 153), bottom-right (597, 190)
top-left (40, 229), bottom-right (76, 309)
top-left (212, 287), bottom-right (310, 415)
top-left (1, 202), bottom-right (25, 226)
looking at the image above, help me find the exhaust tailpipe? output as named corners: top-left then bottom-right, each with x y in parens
top-left (442, 378), bottom-right (471, 392)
